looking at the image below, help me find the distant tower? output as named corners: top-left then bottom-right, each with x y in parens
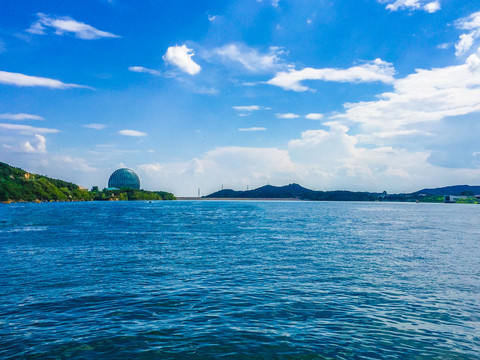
top-left (198, 188), bottom-right (200, 197)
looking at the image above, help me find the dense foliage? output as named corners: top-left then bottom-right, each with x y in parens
top-left (0, 162), bottom-right (93, 202)
top-left (91, 188), bottom-right (175, 201)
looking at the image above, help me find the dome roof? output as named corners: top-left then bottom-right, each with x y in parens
top-left (108, 168), bottom-right (140, 190)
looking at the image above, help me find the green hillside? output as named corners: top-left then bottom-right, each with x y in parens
top-left (0, 162), bottom-right (176, 203)
top-left (0, 162), bottom-right (93, 202)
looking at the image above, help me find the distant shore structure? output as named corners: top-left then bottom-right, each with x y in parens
top-left (108, 168), bottom-right (140, 190)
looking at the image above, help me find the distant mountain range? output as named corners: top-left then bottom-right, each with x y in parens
top-left (206, 183), bottom-right (480, 201)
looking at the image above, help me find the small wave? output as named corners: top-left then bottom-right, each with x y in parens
top-left (7, 226), bottom-right (48, 232)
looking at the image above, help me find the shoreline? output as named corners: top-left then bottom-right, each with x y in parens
top-left (176, 197), bottom-right (304, 201)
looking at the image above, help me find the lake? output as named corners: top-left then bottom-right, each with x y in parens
top-left (1, 201), bottom-right (479, 359)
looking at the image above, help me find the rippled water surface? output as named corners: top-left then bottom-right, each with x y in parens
top-left (1, 201), bottom-right (480, 359)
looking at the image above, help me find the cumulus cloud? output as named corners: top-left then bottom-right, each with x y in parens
top-left (455, 12), bottom-right (480, 57)
top-left (276, 113), bottom-right (300, 119)
top-left (3, 134), bottom-right (46, 153)
top-left (305, 113), bottom-right (324, 120)
top-left (0, 123), bottom-right (59, 134)
top-left (209, 43), bottom-right (286, 73)
top-left (138, 146), bottom-right (296, 195)
top-left (83, 123), bottom-right (106, 130)
top-left (128, 66), bottom-right (161, 76)
top-left (379, 0), bottom-right (440, 13)
top-left (118, 129), bottom-right (147, 137)
top-left (136, 119), bottom-right (480, 196)
top-left (163, 45), bottom-right (201, 75)
top-left (0, 113), bottom-right (43, 120)
top-left (0, 70), bottom-right (86, 89)
top-left (27, 13), bottom-right (120, 39)
top-left (267, 59), bottom-right (395, 92)
top-left (238, 127), bottom-right (267, 131)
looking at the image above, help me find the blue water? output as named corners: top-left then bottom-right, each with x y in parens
top-left (1, 201), bottom-right (480, 359)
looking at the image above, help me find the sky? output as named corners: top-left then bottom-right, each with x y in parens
top-left (1, 0), bottom-right (480, 196)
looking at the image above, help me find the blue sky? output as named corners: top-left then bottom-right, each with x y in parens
top-left (1, 0), bottom-right (480, 196)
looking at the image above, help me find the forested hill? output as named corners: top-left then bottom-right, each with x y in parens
top-left (205, 183), bottom-right (376, 201)
top-left (0, 162), bottom-right (93, 202)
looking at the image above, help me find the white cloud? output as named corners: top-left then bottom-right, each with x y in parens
top-left (192, 86), bottom-right (218, 95)
top-left (455, 11), bottom-right (480, 31)
top-left (333, 50), bottom-right (480, 134)
top-left (27, 13), bottom-right (120, 40)
top-left (456, 34), bottom-right (475, 56)
top-left (267, 59), bottom-right (395, 92)
top-left (424, 1), bottom-right (441, 13)
top-left (0, 123), bottom-right (59, 134)
top-left (305, 113), bottom-right (324, 120)
top-left (0, 70), bottom-right (86, 89)
top-left (210, 43), bottom-right (285, 73)
top-left (379, 0), bottom-right (440, 12)
top-left (238, 127), bottom-right (267, 131)
top-left (455, 12), bottom-right (480, 57)
top-left (83, 123), bottom-right (106, 130)
top-left (163, 45), bottom-right (201, 75)
top-left (257, 0), bottom-right (280, 7)
top-left (3, 134), bottom-right (46, 153)
top-left (0, 113), bottom-right (44, 120)
top-left (208, 15), bottom-right (217, 21)
top-left (128, 66), bottom-right (161, 76)
top-left (139, 163), bottom-right (163, 173)
top-left (232, 105), bottom-right (261, 111)
top-left (276, 113), bottom-right (300, 119)
top-left (118, 129), bottom-right (147, 137)
top-left (51, 155), bottom-right (96, 172)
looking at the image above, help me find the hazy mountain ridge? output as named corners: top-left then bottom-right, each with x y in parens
top-left (206, 183), bottom-right (480, 201)
top-left (206, 183), bottom-right (376, 201)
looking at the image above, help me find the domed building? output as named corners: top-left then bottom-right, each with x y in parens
top-left (108, 168), bottom-right (140, 190)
